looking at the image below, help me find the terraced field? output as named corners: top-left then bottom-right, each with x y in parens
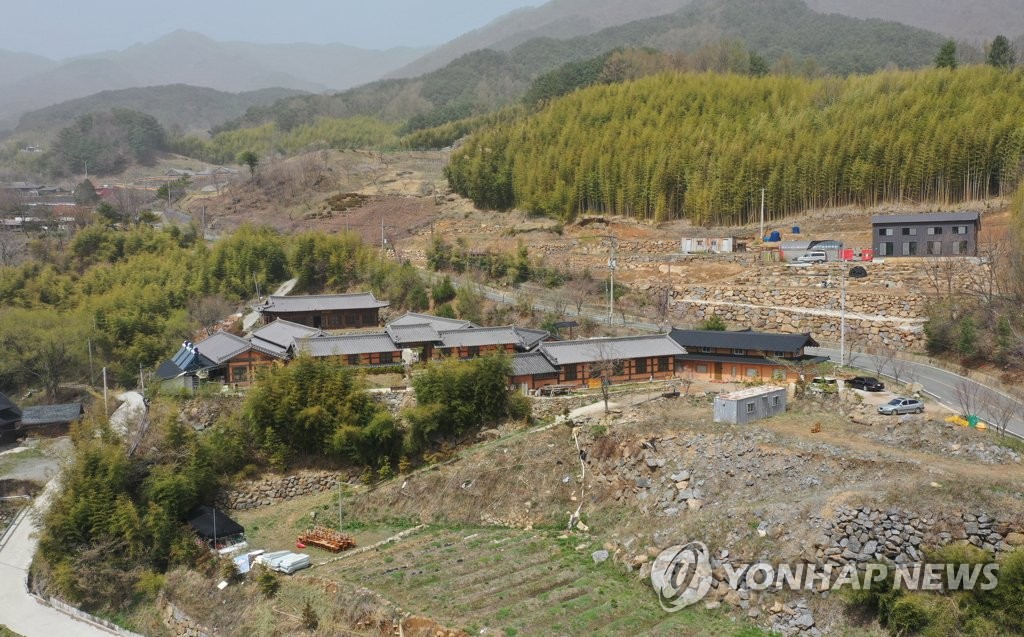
top-left (313, 526), bottom-right (767, 637)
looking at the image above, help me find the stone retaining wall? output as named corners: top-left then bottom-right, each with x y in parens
top-left (221, 471), bottom-right (341, 511)
top-left (667, 297), bottom-right (924, 350)
top-left (160, 597), bottom-right (213, 637)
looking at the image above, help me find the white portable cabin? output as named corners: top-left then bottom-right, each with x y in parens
top-left (713, 385), bottom-right (787, 424)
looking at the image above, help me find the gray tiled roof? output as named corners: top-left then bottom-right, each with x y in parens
top-left (388, 312), bottom-right (474, 332)
top-left (195, 331), bottom-right (252, 365)
top-left (538, 334), bottom-right (687, 366)
top-left (249, 319), bottom-right (322, 355)
top-left (515, 327), bottom-right (550, 350)
top-left (20, 403), bottom-right (83, 426)
top-left (438, 326), bottom-right (522, 348)
top-left (511, 352), bottom-right (558, 377)
top-left (386, 323), bottom-right (441, 345)
top-left (871, 211), bottom-right (980, 225)
top-left (261, 292), bottom-right (389, 313)
top-left (297, 333), bottom-right (399, 357)
top-left (669, 329), bottom-right (818, 354)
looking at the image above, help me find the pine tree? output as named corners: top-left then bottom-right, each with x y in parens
top-left (935, 41), bottom-right (958, 69)
top-left (987, 36), bottom-right (1017, 69)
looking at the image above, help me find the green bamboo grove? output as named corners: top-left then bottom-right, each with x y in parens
top-left (446, 67), bottom-right (1024, 224)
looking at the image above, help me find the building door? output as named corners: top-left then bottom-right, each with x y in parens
top-left (714, 362), bottom-right (723, 381)
top-left (313, 315), bottom-right (322, 328)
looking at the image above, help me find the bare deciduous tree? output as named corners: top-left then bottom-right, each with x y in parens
top-left (954, 380), bottom-right (982, 419)
top-left (188, 294), bottom-right (237, 336)
top-left (984, 390), bottom-right (1021, 438)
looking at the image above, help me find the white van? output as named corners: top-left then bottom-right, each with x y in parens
top-left (795, 251), bottom-right (828, 263)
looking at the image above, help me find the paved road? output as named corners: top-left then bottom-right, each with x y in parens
top-left (0, 483), bottom-right (117, 636)
top-left (811, 347), bottom-right (1024, 440)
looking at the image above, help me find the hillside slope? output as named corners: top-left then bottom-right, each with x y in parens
top-left (223, 0), bottom-right (948, 136)
top-left (387, 0), bottom-right (694, 78)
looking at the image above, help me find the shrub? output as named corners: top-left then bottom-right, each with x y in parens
top-left (301, 598), bottom-right (319, 630)
top-left (885, 595), bottom-right (931, 636)
top-left (256, 568), bottom-right (279, 597)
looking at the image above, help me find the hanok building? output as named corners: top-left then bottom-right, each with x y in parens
top-left (871, 212), bottom-right (980, 257)
top-left (258, 292), bottom-right (389, 329)
top-left (512, 334), bottom-right (688, 391)
top-left (296, 333), bottom-right (403, 367)
top-left (434, 326), bottom-right (548, 360)
top-left (156, 331), bottom-right (286, 390)
top-left (669, 328), bottom-right (826, 383)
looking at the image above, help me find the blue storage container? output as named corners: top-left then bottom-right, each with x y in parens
top-left (792, 226), bottom-right (801, 234)
top-left (766, 231), bottom-right (781, 242)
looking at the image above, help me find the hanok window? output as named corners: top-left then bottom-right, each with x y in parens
top-left (636, 358), bottom-right (647, 374)
top-left (658, 357), bottom-right (670, 372)
top-left (467, 346), bottom-right (480, 359)
top-left (347, 354), bottom-right (360, 366)
top-left (733, 348), bottom-right (745, 355)
top-left (612, 360), bottom-right (625, 376)
top-left (700, 346), bottom-right (713, 353)
top-left (746, 368), bottom-right (760, 378)
top-left (380, 351), bottom-right (394, 364)
top-left (232, 366), bottom-right (247, 383)
top-left (696, 364), bottom-right (709, 374)
top-left (564, 365), bottom-right (577, 381)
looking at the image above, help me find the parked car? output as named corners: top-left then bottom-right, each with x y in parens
top-left (847, 376), bottom-right (885, 391)
top-left (878, 397), bottom-right (924, 415)
top-left (795, 251), bottom-right (828, 263)
top-left (808, 376), bottom-right (838, 394)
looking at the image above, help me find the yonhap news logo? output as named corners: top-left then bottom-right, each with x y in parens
top-left (650, 542), bottom-right (714, 611)
top-left (651, 540), bottom-right (1000, 612)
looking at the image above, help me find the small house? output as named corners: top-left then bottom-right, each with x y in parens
top-left (871, 212), bottom-right (980, 257)
top-left (713, 386), bottom-right (787, 424)
top-left (681, 237), bottom-right (735, 254)
top-left (669, 328), bottom-right (826, 383)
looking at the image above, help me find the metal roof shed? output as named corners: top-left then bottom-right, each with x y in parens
top-left (713, 386), bottom-right (787, 424)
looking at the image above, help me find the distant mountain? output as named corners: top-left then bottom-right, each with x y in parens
top-left (0, 30), bottom-right (433, 133)
top-left (388, 0), bottom-right (694, 78)
top-left (0, 50), bottom-right (58, 86)
top-left (804, 0), bottom-right (1024, 44)
top-left (15, 85), bottom-right (309, 137)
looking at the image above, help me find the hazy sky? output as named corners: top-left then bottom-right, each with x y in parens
top-left (1, 0), bottom-right (542, 59)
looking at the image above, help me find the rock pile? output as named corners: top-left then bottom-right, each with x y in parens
top-left (222, 472), bottom-right (342, 510)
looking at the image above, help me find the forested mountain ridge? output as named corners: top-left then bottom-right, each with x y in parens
top-left (219, 0), bottom-right (949, 138)
top-left (393, 0), bottom-right (1023, 79)
top-left (446, 67), bottom-right (1024, 225)
top-left (15, 85), bottom-right (308, 138)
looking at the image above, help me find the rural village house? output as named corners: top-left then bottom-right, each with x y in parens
top-left (668, 328), bottom-right (826, 383)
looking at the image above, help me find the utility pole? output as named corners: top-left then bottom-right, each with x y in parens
top-left (381, 217), bottom-right (385, 257)
top-left (607, 237), bottom-right (617, 323)
top-left (102, 366), bottom-right (108, 413)
top-left (839, 262), bottom-right (847, 368)
top-left (759, 187), bottom-right (765, 240)
top-left (87, 338), bottom-right (95, 386)
top-left (337, 477), bottom-right (343, 533)
top-left (139, 363), bottom-right (145, 393)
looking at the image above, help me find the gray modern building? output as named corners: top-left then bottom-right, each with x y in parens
top-left (871, 212), bottom-right (980, 258)
top-left (713, 385), bottom-right (787, 424)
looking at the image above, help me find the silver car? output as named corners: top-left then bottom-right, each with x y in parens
top-left (878, 397), bottom-right (924, 415)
